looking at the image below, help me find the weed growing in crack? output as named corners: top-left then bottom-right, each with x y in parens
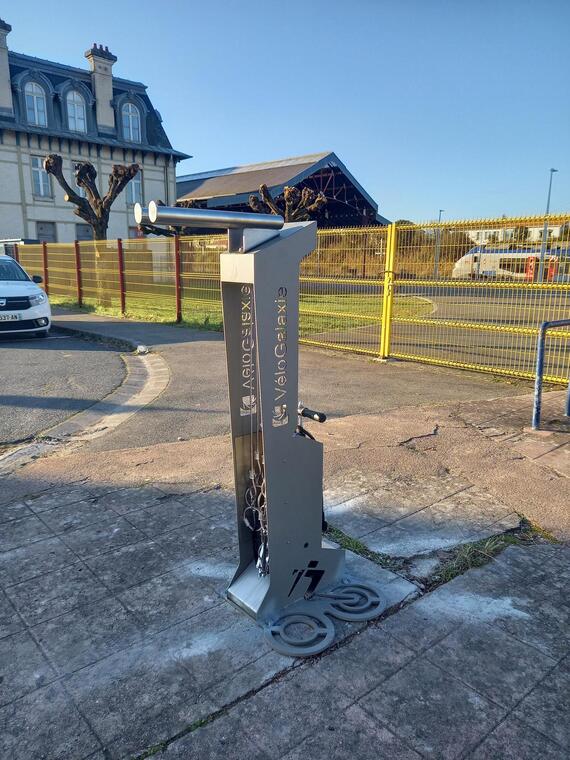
top-left (325, 525), bottom-right (403, 572)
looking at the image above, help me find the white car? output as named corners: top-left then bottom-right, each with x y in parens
top-left (0, 254), bottom-right (51, 338)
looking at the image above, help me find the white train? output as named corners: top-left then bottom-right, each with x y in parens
top-left (451, 246), bottom-right (570, 282)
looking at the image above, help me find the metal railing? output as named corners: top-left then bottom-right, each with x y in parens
top-left (14, 211), bottom-right (570, 385)
top-left (532, 319), bottom-right (570, 429)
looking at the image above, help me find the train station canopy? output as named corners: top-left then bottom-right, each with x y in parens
top-left (176, 151), bottom-right (389, 227)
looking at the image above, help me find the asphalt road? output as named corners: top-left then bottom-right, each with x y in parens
top-left (0, 332), bottom-right (125, 449)
top-left (50, 312), bottom-right (529, 454)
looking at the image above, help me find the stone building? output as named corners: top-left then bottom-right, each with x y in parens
top-left (0, 18), bottom-right (187, 243)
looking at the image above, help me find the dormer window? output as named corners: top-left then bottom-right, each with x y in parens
top-left (67, 90), bottom-right (87, 133)
top-left (25, 82), bottom-right (47, 126)
top-left (122, 102), bottom-right (141, 143)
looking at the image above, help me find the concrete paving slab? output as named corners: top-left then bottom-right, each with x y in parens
top-left (174, 487), bottom-right (236, 518)
top-left (490, 595), bottom-right (570, 660)
top-left (425, 622), bottom-right (556, 708)
top-left (0, 535), bottom-right (79, 587)
top-left (513, 664), bottom-right (570, 750)
top-left (5, 562), bottom-right (109, 627)
top-left (161, 717), bottom-right (270, 759)
top-left (0, 629), bottom-right (57, 707)
top-left (0, 499), bottom-right (33, 524)
top-left (94, 485), bottom-right (169, 515)
top-left (59, 516), bottom-right (147, 559)
top-left (281, 703), bottom-right (422, 760)
top-left (312, 626), bottom-right (415, 700)
top-left (359, 658), bottom-right (506, 759)
top-left (155, 519), bottom-right (236, 563)
top-left (84, 537), bottom-right (180, 592)
top-left (344, 550), bottom-right (419, 608)
top-left (205, 648), bottom-right (293, 708)
top-left (0, 681), bottom-right (102, 760)
top-left (24, 485), bottom-right (96, 513)
top-left (232, 668), bottom-right (352, 756)
top-left (470, 715), bottom-right (566, 759)
top-left (33, 596), bottom-right (142, 674)
top-left (38, 497), bottom-right (117, 534)
top-left (0, 512), bottom-right (53, 552)
top-left (124, 496), bottom-right (206, 538)
top-left (0, 590), bottom-right (23, 639)
top-left (118, 562), bottom-right (222, 635)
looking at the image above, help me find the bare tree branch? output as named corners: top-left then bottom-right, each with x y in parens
top-left (249, 183), bottom-right (327, 223)
top-left (43, 155), bottom-right (140, 239)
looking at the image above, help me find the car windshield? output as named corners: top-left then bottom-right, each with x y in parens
top-left (0, 258), bottom-right (29, 282)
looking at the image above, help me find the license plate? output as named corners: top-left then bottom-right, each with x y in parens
top-left (0, 313), bottom-right (20, 321)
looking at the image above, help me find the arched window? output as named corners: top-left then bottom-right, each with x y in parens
top-left (67, 90), bottom-right (86, 133)
top-left (24, 82), bottom-right (47, 126)
top-left (121, 102), bottom-right (141, 143)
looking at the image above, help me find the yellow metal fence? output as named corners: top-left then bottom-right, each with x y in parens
top-left (15, 213), bottom-right (570, 384)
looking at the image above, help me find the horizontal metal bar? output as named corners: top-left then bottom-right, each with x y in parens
top-left (139, 202), bottom-right (285, 231)
top-left (300, 275), bottom-right (384, 286)
top-left (391, 352), bottom-right (568, 385)
top-left (299, 307), bottom-right (382, 322)
top-left (393, 278), bottom-right (570, 290)
top-left (396, 212), bottom-right (570, 230)
top-left (392, 316), bottom-right (570, 338)
top-left (299, 337), bottom-right (381, 356)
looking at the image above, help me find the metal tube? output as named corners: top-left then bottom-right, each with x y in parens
top-left (133, 205), bottom-right (151, 225)
top-left (532, 317), bottom-right (570, 429)
top-left (532, 321), bottom-right (547, 430)
top-left (146, 201), bottom-right (284, 230)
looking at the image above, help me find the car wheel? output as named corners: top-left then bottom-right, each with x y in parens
top-left (35, 330), bottom-right (49, 338)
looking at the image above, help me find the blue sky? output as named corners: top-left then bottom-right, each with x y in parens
top-left (7, 0), bottom-right (570, 221)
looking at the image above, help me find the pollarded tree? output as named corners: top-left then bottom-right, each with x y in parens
top-left (249, 184), bottom-right (327, 221)
top-left (43, 154), bottom-right (139, 240)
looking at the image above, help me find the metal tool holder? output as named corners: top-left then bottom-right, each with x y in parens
top-left (135, 202), bottom-right (386, 655)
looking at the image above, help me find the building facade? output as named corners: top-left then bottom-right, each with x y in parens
top-left (0, 19), bottom-right (187, 243)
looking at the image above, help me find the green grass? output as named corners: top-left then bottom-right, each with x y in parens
top-left (300, 293), bottom-right (432, 333)
top-left (49, 291), bottom-right (433, 336)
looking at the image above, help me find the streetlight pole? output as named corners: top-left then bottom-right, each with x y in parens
top-left (538, 168), bottom-right (558, 282)
top-left (434, 209), bottom-right (444, 278)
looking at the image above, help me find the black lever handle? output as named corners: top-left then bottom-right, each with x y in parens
top-left (299, 406), bottom-right (326, 423)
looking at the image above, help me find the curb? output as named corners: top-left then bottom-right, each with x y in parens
top-left (51, 323), bottom-right (140, 353)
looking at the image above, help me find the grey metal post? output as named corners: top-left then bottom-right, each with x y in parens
top-left (133, 204), bottom-right (386, 657)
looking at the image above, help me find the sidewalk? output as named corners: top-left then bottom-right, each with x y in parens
top-left (0, 308), bottom-right (567, 758)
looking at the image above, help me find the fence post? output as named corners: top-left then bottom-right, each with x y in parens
top-left (379, 223), bottom-right (396, 359)
top-left (74, 240), bottom-right (83, 307)
top-left (117, 238), bottom-right (126, 316)
top-left (13, 242), bottom-right (19, 262)
top-left (174, 235), bottom-right (182, 323)
top-left (42, 241), bottom-right (49, 295)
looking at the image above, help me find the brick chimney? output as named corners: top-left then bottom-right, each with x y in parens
top-left (0, 19), bottom-right (13, 115)
top-left (84, 43), bottom-right (117, 132)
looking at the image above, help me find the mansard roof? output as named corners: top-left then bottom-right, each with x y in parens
top-left (0, 51), bottom-right (189, 160)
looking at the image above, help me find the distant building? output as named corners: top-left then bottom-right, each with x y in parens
top-left (0, 18), bottom-right (188, 243)
top-left (176, 152), bottom-right (388, 228)
top-left (468, 226), bottom-right (562, 245)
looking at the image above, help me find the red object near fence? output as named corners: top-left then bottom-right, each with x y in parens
top-left (74, 240), bottom-right (83, 306)
top-left (174, 235), bottom-right (182, 323)
top-left (42, 241), bottom-right (49, 294)
top-left (117, 238), bottom-right (126, 315)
